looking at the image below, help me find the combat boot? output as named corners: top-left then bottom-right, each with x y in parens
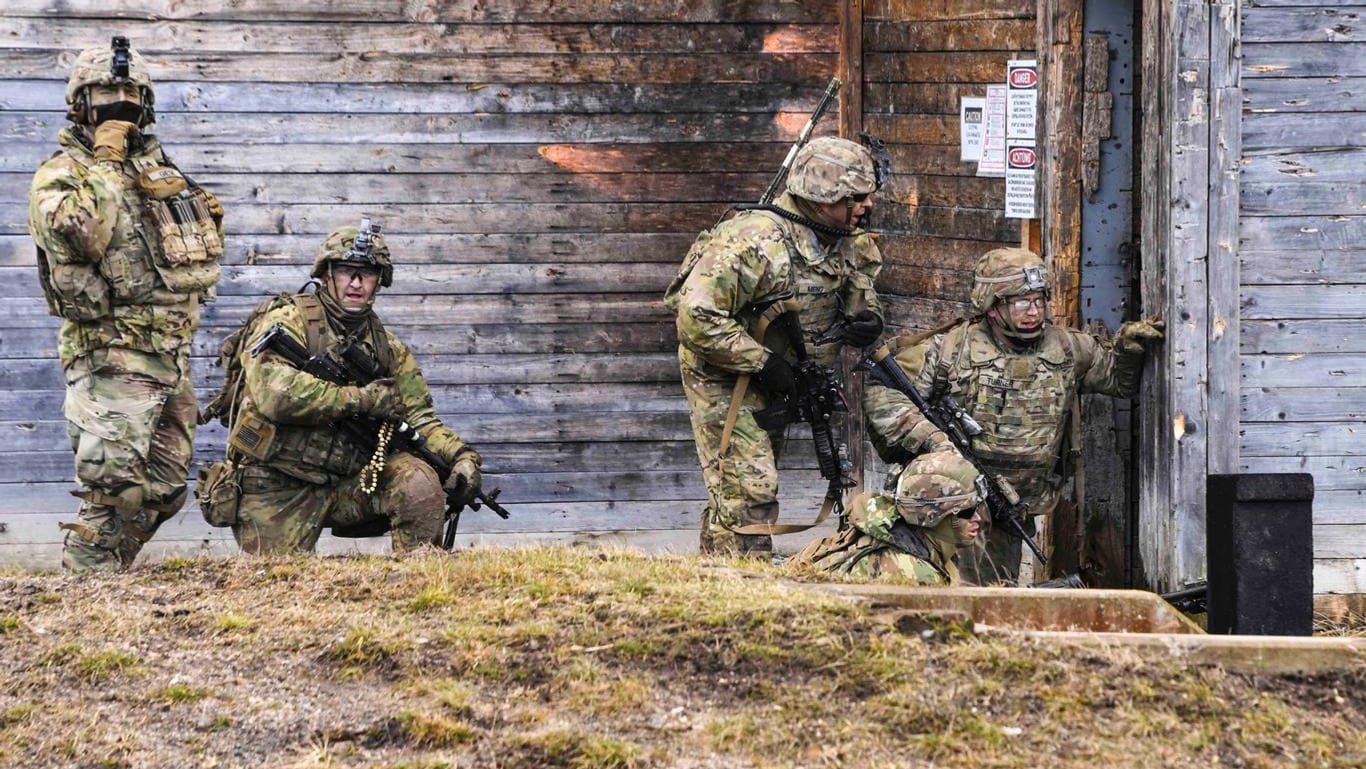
top-left (59, 501), bottom-right (124, 572)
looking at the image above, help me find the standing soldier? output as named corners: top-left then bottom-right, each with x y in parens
top-left (28, 37), bottom-right (224, 571)
top-left (664, 137), bottom-right (886, 556)
top-left (791, 449), bottom-right (985, 585)
top-left (197, 222), bottom-right (482, 554)
top-left (864, 247), bottom-right (1164, 584)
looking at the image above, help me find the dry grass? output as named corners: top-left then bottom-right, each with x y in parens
top-left (0, 547), bottom-right (1362, 769)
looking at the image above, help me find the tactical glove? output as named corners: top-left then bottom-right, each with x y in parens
top-left (751, 354), bottom-right (795, 397)
top-left (907, 419), bottom-right (952, 455)
top-left (841, 310), bottom-right (884, 348)
top-left (444, 454), bottom-right (482, 509)
top-left (353, 378), bottom-right (402, 421)
top-left (1113, 317), bottom-right (1166, 355)
top-left (92, 120), bottom-right (138, 164)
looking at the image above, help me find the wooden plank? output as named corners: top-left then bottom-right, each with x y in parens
top-left (2, 141), bottom-right (790, 175)
top-left (865, 82), bottom-right (1001, 115)
top-left (886, 143), bottom-right (992, 175)
top-left (4, 294), bottom-right (675, 327)
top-left (864, 19), bottom-right (1034, 51)
top-left (0, 19), bottom-right (837, 55)
top-left (0, 233), bottom-right (699, 268)
top-left (1241, 249), bottom-right (1366, 284)
top-left (1240, 215), bottom-right (1366, 253)
top-left (0, 202), bottom-right (720, 237)
top-left (882, 294), bottom-right (971, 330)
top-left (1242, 353), bottom-right (1366, 388)
top-left (878, 235), bottom-right (1003, 270)
top-left (840, 0), bottom-right (864, 141)
top-left (1, 1), bottom-right (837, 24)
top-left (2, 322), bottom-right (678, 358)
top-left (864, 51), bottom-right (1018, 82)
top-left (1315, 559), bottom-right (1366, 594)
top-left (864, 0), bottom-right (1034, 22)
top-left (1241, 387), bottom-right (1366, 421)
top-left (1242, 6), bottom-right (1365, 43)
top-left (1039, 0), bottom-right (1085, 327)
top-left (1241, 112), bottom-right (1366, 151)
top-left (2, 80), bottom-right (827, 115)
top-left (1240, 455), bottom-right (1366, 495)
top-left (0, 171), bottom-right (772, 206)
top-left (1312, 526), bottom-right (1366, 561)
top-left (1240, 421), bottom-right (1366, 456)
top-left (1239, 181), bottom-right (1366, 216)
top-left (878, 264), bottom-right (973, 299)
top-left (1243, 77), bottom-right (1366, 112)
top-left (1241, 285), bottom-right (1366, 319)
top-left (2, 413), bottom-right (700, 452)
top-left (0, 111), bottom-right (821, 146)
top-left (861, 114), bottom-right (961, 144)
top-left (0, 262), bottom-right (676, 297)
top-left (1243, 42), bottom-right (1366, 77)
top-left (3, 49), bottom-right (837, 85)
top-left (1207, 0), bottom-right (1241, 476)
top-left (883, 174), bottom-right (1003, 208)
top-left (1242, 319), bottom-right (1366, 354)
top-left (880, 205), bottom-right (1020, 242)
top-left (1240, 150), bottom-right (1366, 182)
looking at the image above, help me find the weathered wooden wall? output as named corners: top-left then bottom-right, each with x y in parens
top-left (0, 1), bottom-right (848, 566)
top-left (862, 0), bottom-right (1037, 332)
top-left (1238, 1), bottom-right (1366, 596)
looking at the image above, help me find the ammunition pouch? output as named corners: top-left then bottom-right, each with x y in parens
top-left (35, 245), bottom-right (112, 321)
top-left (197, 459), bottom-right (243, 528)
top-left (144, 184), bottom-right (223, 294)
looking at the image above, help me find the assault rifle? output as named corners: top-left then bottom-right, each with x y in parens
top-left (249, 323), bottom-right (510, 548)
top-left (759, 77), bottom-right (842, 206)
top-left (859, 345), bottom-right (1048, 565)
top-left (751, 309), bottom-right (853, 525)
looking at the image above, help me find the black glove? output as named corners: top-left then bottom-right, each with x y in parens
top-left (841, 310), bottom-right (884, 348)
top-left (751, 354), bottom-right (795, 397)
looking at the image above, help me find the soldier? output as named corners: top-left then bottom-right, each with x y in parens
top-left (28, 37), bottom-right (224, 571)
top-left (664, 136), bottom-right (886, 556)
top-left (864, 247), bottom-right (1164, 584)
top-left (791, 449), bottom-right (984, 585)
top-left (197, 222), bottom-right (482, 554)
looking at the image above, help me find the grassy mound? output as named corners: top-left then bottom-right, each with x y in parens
top-left (1, 547), bottom-right (1362, 768)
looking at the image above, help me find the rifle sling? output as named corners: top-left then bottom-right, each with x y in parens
top-left (718, 297), bottom-right (838, 536)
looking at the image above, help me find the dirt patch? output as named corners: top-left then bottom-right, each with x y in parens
top-left (0, 548), bottom-right (1362, 768)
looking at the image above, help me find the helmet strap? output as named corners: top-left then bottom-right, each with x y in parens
top-left (986, 305), bottom-right (1046, 349)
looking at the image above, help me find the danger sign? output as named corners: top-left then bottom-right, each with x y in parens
top-left (1006, 59), bottom-right (1038, 141)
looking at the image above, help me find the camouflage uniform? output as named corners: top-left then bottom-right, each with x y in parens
top-left (664, 137), bottom-right (884, 554)
top-left (28, 42), bottom-right (224, 571)
top-left (864, 248), bottom-right (1162, 584)
top-left (793, 449), bottom-right (982, 585)
top-left (207, 226), bottom-right (478, 554)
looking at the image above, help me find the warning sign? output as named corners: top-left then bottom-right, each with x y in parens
top-left (1005, 139), bottom-right (1037, 219)
top-left (1007, 59), bottom-right (1038, 141)
top-left (976, 85), bottom-right (1008, 177)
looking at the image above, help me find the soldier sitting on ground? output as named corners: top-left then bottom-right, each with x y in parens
top-left (197, 222), bottom-right (481, 554)
top-left (792, 449), bottom-right (984, 585)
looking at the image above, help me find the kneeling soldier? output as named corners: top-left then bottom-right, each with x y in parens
top-left (199, 221), bottom-right (481, 553)
top-left (792, 449), bottom-right (984, 586)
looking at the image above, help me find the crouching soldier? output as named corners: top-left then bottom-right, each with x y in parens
top-left (197, 221), bottom-right (481, 554)
top-left (791, 449), bottom-right (984, 585)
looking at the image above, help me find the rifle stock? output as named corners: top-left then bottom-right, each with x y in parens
top-left (860, 345), bottom-right (1048, 566)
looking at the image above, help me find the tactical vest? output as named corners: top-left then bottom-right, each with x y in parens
top-left (35, 137), bottom-right (222, 325)
top-left (937, 322), bottom-right (1077, 502)
top-left (665, 205), bottom-right (862, 371)
top-left (218, 294), bottom-right (395, 486)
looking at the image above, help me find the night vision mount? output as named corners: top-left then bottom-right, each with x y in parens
top-left (351, 217), bottom-right (382, 263)
top-left (110, 35), bottom-right (131, 80)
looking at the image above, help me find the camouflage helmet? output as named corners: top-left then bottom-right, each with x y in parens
top-left (786, 136), bottom-right (877, 204)
top-left (970, 247), bottom-right (1052, 314)
top-left (311, 219), bottom-right (393, 287)
top-left (892, 449), bottom-right (983, 528)
top-left (66, 38), bottom-right (156, 122)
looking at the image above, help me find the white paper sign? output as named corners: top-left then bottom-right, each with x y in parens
top-left (1005, 140), bottom-right (1038, 219)
top-left (1007, 59), bottom-right (1039, 140)
top-left (959, 97), bottom-right (986, 162)
top-left (976, 85), bottom-right (1008, 177)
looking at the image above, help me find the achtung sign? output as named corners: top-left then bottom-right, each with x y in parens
top-left (1005, 140), bottom-right (1038, 219)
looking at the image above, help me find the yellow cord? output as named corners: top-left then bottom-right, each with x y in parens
top-left (359, 421), bottom-right (395, 494)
